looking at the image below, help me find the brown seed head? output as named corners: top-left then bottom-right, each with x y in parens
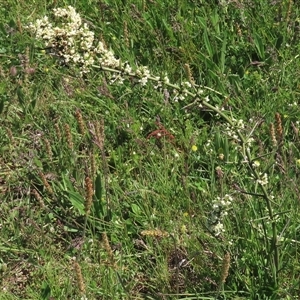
top-left (123, 21), bottom-right (129, 48)
top-left (95, 120), bottom-right (105, 151)
top-left (6, 128), bottom-right (13, 143)
top-left (17, 17), bottom-right (23, 34)
top-left (102, 232), bottom-right (114, 264)
top-left (286, 0), bottom-right (293, 24)
top-left (269, 123), bottom-right (277, 147)
top-left (275, 112), bottom-right (283, 144)
top-left (75, 109), bottom-right (85, 135)
top-left (31, 189), bottom-right (45, 208)
top-left (184, 63), bottom-right (195, 85)
top-left (38, 171), bottom-right (53, 195)
top-left (64, 124), bottom-right (73, 150)
top-left (44, 138), bottom-right (52, 159)
top-left (220, 252), bottom-right (230, 284)
top-left (54, 123), bottom-right (61, 140)
top-left (74, 261), bottom-right (85, 294)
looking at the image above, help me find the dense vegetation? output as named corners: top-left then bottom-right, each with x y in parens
top-left (0, 0), bottom-right (300, 299)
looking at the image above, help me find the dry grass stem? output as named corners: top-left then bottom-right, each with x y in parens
top-left (95, 120), bottom-right (105, 151)
top-left (291, 121), bottom-right (299, 140)
top-left (90, 149), bottom-right (96, 178)
top-left (84, 176), bottom-right (93, 216)
top-left (286, 0), bottom-right (293, 24)
top-left (275, 112), bottom-right (283, 144)
top-left (24, 47), bottom-right (30, 73)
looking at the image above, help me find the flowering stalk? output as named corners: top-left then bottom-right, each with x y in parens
top-left (26, 5), bottom-right (279, 279)
top-left (96, 44), bottom-right (279, 282)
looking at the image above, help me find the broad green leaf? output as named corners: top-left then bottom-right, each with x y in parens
top-left (95, 172), bottom-right (102, 200)
top-left (131, 203), bottom-right (141, 215)
top-left (16, 86), bottom-right (25, 105)
top-left (203, 29), bottom-right (213, 58)
top-left (66, 190), bottom-right (85, 215)
top-left (60, 173), bottom-right (84, 215)
top-left (254, 33), bottom-right (265, 60)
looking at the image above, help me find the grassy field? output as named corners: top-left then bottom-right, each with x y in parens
top-left (1, 0), bottom-right (300, 299)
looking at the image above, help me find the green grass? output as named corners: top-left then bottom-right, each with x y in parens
top-left (1, 0), bottom-right (300, 299)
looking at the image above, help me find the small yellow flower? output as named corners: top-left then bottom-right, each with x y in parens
top-left (141, 229), bottom-right (169, 238)
top-left (180, 225), bottom-right (187, 234)
top-left (296, 159), bottom-right (300, 167)
top-left (252, 160), bottom-right (260, 168)
top-left (191, 145), bottom-right (198, 152)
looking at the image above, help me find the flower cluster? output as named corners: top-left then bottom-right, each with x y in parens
top-left (26, 6), bottom-right (160, 88)
top-left (172, 81), bottom-right (193, 102)
top-left (223, 118), bottom-right (245, 143)
top-left (136, 66), bottom-right (151, 86)
top-left (256, 172), bottom-right (268, 186)
top-left (27, 5), bottom-right (217, 103)
top-left (26, 6), bottom-right (122, 76)
top-left (26, 6), bottom-right (98, 75)
top-left (208, 194), bottom-right (233, 236)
